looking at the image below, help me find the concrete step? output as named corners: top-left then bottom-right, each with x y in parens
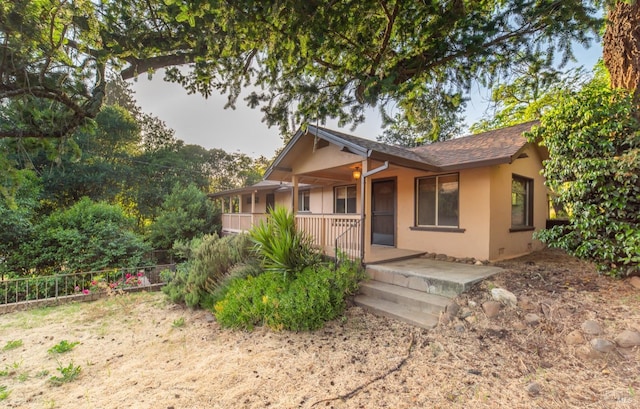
top-left (359, 280), bottom-right (450, 316)
top-left (366, 265), bottom-right (464, 298)
top-left (354, 295), bottom-right (440, 329)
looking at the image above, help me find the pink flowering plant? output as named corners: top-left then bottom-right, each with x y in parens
top-left (76, 270), bottom-right (148, 295)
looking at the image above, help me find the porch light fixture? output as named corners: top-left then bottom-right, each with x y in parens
top-left (352, 166), bottom-right (361, 180)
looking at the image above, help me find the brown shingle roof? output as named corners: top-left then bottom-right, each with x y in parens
top-left (411, 121), bottom-right (538, 170)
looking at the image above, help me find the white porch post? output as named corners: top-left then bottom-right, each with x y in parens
top-left (292, 175), bottom-right (299, 215)
top-left (251, 191), bottom-right (256, 226)
top-left (238, 194), bottom-right (243, 213)
top-left (359, 159), bottom-right (368, 262)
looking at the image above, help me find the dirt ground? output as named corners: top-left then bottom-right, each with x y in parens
top-left (1, 248), bottom-right (638, 409)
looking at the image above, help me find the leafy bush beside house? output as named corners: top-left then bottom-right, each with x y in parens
top-left (529, 77), bottom-right (640, 277)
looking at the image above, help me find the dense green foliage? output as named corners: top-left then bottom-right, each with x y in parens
top-left (161, 234), bottom-right (255, 309)
top-left (1, 0), bottom-right (602, 139)
top-left (14, 198), bottom-right (150, 275)
top-left (471, 57), bottom-right (590, 133)
top-left (529, 78), bottom-right (640, 277)
top-left (250, 206), bottom-right (321, 278)
top-left (148, 184), bottom-right (220, 252)
top-left (214, 261), bottom-right (364, 331)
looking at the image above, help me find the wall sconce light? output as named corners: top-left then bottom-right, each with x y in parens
top-left (352, 166), bottom-right (361, 180)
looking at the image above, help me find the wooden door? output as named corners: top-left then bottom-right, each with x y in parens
top-left (371, 179), bottom-right (395, 246)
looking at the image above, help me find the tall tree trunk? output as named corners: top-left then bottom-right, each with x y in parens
top-left (603, 1), bottom-right (640, 97)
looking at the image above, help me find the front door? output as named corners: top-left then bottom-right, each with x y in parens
top-left (266, 193), bottom-right (275, 213)
top-left (371, 179), bottom-right (395, 246)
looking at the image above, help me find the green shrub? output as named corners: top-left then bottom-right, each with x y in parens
top-left (529, 77), bottom-right (640, 277)
top-left (214, 261), bottom-right (365, 331)
top-left (250, 206), bottom-right (321, 278)
top-left (161, 233), bottom-right (256, 308)
top-left (201, 259), bottom-right (264, 310)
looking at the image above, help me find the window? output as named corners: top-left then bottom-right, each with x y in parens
top-left (298, 190), bottom-right (310, 212)
top-left (511, 175), bottom-right (533, 228)
top-left (334, 185), bottom-right (357, 214)
top-left (416, 174), bottom-right (459, 227)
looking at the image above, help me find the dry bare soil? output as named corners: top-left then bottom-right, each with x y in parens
top-left (1, 249), bottom-right (638, 409)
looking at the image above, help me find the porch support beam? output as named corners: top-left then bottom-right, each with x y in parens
top-left (251, 191), bottom-right (256, 226)
top-left (292, 175), bottom-right (299, 215)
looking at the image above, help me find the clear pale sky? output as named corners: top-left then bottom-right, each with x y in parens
top-left (130, 43), bottom-right (602, 159)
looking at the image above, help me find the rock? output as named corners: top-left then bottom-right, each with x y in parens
top-left (439, 313), bottom-right (452, 326)
top-left (491, 288), bottom-right (517, 307)
top-left (204, 312), bottom-right (216, 323)
top-left (467, 300), bottom-right (477, 308)
top-left (614, 330), bottom-right (640, 348)
top-left (474, 260), bottom-right (483, 266)
top-left (454, 324), bottom-right (465, 333)
top-left (526, 382), bottom-right (542, 397)
top-left (460, 308), bottom-right (473, 319)
top-left (445, 301), bottom-right (461, 317)
top-left (576, 345), bottom-right (601, 360)
top-left (581, 320), bottom-right (603, 335)
top-left (435, 253), bottom-right (448, 261)
top-left (464, 315), bottom-right (477, 324)
top-left (524, 313), bottom-right (541, 326)
top-left (482, 301), bottom-right (502, 318)
top-left (565, 330), bottom-right (585, 345)
top-left (512, 321), bottom-right (527, 331)
top-left (629, 276), bottom-right (640, 290)
top-left (590, 338), bottom-right (616, 354)
top-left (517, 297), bottom-right (538, 312)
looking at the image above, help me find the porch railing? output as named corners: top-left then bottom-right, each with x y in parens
top-left (295, 214), bottom-right (362, 260)
top-left (221, 213), bottom-right (267, 232)
top-left (334, 219), bottom-right (362, 263)
top-left (219, 212), bottom-right (363, 261)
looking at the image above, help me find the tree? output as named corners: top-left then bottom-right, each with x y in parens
top-left (148, 184), bottom-right (220, 252)
top-left (471, 57), bottom-right (590, 133)
top-left (1, 0), bottom-right (602, 138)
top-left (603, 1), bottom-right (640, 99)
top-left (377, 90), bottom-right (464, 147)
top-left (528, 74), bottom-right (640, 277)
top-left (0, 169), bottom-right (40, 277)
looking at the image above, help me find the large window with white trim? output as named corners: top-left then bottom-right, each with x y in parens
top-left (416, 174), bottom-right (459, 227)
top-left (334, 185), bottom-right (357, 214)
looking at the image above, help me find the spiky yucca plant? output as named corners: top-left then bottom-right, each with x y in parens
top-left (249, 206), bottom-right (320, 278)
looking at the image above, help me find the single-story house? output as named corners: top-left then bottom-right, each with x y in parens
top-left (211, 121), bottom-right (548, 264)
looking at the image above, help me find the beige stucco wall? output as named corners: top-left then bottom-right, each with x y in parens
top-left (361, 146), bottom-right (546, 261)
top-left (289, 135), bottom-right (361, 174)
top-left (488, 145), bottom-right (547, 260)
top-left (362, 165), bottom-right (493, 261)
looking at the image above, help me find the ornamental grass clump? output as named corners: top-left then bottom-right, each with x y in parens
top-left (249, 206), bottom-right (320, 279)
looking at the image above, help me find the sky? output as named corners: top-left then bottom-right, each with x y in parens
top-left (130, 43), bottom-right (602, 159)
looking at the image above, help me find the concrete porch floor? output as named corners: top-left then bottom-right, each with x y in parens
top-left (364, 246), bottom-right (426, 264)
